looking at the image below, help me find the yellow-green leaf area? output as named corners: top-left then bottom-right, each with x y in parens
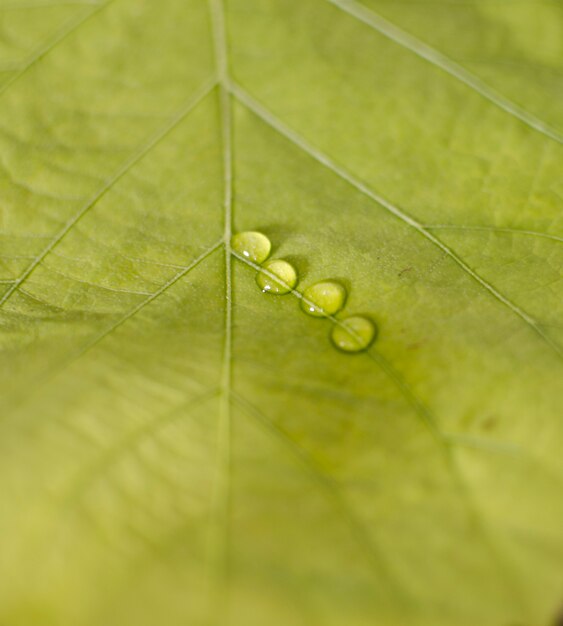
top-left (0, 1), bottom-right (562, 626)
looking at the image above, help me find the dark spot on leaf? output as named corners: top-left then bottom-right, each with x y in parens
top-left (482, 415), bottom-right (498, 431)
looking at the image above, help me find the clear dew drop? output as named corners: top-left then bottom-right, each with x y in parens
top-left (231, 231), bottom-right (271, 264)
top-left (256, 259), bottom-right (297, 295)
top-left (301, 281), bottom-right (346, 317)
top-left (331, 316), bottom-right (377, 353)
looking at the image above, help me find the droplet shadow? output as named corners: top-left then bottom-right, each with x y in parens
top-left (254, 223), bottom-right (295, 255)
top-left (283, 254), bottom-right (309, 283)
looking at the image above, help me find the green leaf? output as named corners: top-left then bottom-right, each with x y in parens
top-left (0, 0), bottom-right (562, 624)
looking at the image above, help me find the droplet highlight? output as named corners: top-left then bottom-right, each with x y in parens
top-left (301, 281), bottom-right (346, 317)
top-left (331, 316), bottom-right (376, 353)
top-left (231, 231), bottom-right (271, 264)
top-left (256, 259), bottom-right (297, 295)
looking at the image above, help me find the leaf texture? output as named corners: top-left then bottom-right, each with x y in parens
top-left (0, 1), bottom-right (562, 625)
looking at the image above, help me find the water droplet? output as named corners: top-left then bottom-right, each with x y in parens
top-left (301, 281), bottom-right (346, 317)
top-left (231, 231), bottom-right (271, 264)
top-left (256, 259), bottom-right (297, 294)
top-left (331, 316), bottom-right (377, 353)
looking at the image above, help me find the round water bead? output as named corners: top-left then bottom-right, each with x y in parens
top-left (256, 259), bottom-right (297, 295)
top-left (231, 231), bottom-right (271, 264)
top-left (331, 316), bottom-right (377, 353)
top-left (301, 281), bottom-right (346, 317)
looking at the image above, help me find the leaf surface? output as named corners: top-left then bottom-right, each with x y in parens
top-left (0, 1), bottom-right (562, 625)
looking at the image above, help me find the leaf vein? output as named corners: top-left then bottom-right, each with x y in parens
top-left (425, 224), bottom-right (563, 244)
top-left (208, 0), bottom-right (234, 620)
top-left (0, 0), bottom-right (114, 97)
top-left (51, 240), bottom-right (223, 369)
top-left (0, 241), bottom-right (223, 424)
top-left (0, 78), bottom-right (217, 310)
top-left (325, 0), bottom-right (563, 144)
